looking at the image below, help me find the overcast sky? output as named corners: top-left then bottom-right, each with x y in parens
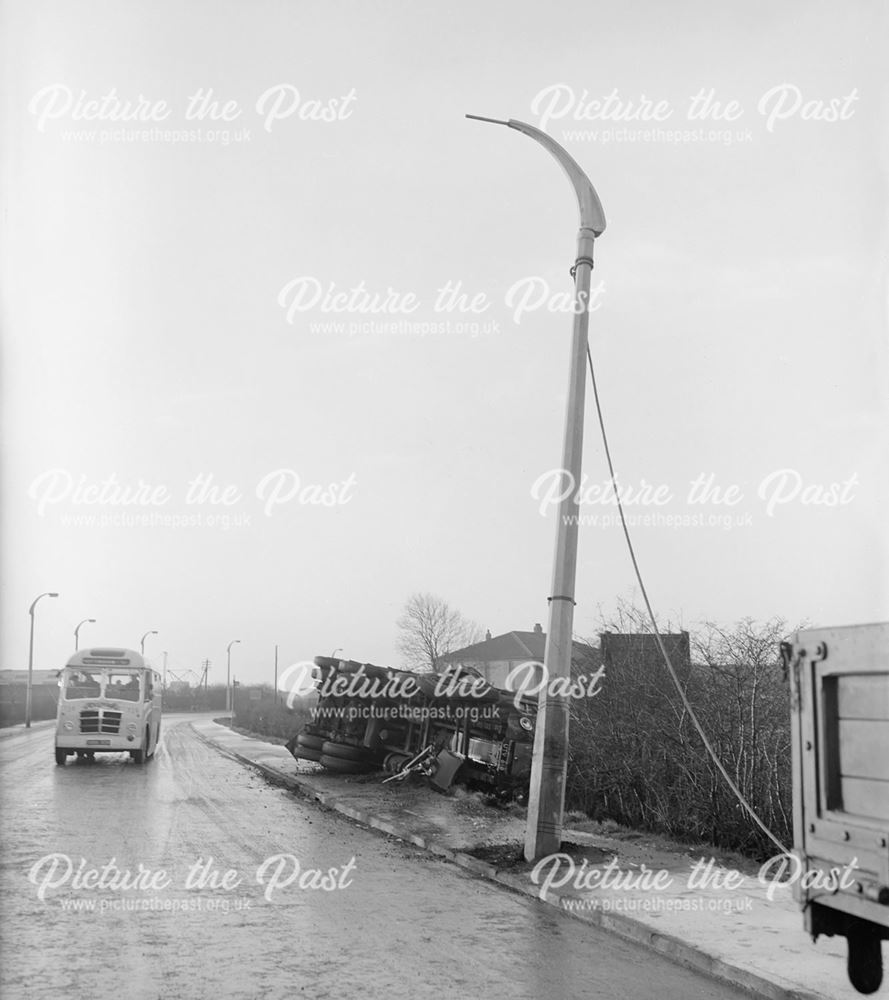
top-left (2, 0), bottom-right (886, 687)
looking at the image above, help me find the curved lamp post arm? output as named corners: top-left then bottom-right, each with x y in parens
top-left (30, 592), bottom-right (59, 615)
top-left (466, 115), bottom-right (606, 237)
top-left (74, 618), bottom-right (96, 650)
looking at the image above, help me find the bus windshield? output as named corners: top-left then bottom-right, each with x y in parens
top-left (63, 669), bottom-right (142, 702)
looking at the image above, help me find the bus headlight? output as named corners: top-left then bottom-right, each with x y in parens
top-left (127, 723), bottom-right (137, 734)
top-left (63, 721), bottom-right (74, 731)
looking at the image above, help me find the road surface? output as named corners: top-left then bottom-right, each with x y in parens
top-left (0, 715), bottom-right (756, 999)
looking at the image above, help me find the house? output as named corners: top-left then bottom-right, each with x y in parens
top-left (440, 623), bottom-right (593, 692)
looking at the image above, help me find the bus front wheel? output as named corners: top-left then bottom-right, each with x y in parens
top-left (55, 749), bottom-right (68, 766)
top-left (131, 726), bottom-right (151, 764)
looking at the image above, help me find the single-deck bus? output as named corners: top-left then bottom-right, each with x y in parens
top-left (55, 648), bottom-right (162, 765)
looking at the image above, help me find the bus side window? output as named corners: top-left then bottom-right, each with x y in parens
top-left (144, 675), bottom-right (153, 701)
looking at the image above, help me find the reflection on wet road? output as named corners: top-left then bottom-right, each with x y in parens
top-left (0, 716), bottom-right (752, 999)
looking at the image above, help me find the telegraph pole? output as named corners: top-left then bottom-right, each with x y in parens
top-left (226, 640), bottom-right (240, 715)
top-left (467, 115), bottom-right (606, 861)
top-left (200, 660), bottom-right (210, 708)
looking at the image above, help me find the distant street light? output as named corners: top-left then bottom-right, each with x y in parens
top-left (467, 114), bottom-right (606, 862)
top-left (140, 630), bottom-right (158, 655)
top-left (226, 640), bottom-right (241, 715)
top-left (26, 592), bottom-right (59, 728)
top-left (74, 618), bottom-right (96, 651)
top-left (331, 647), bottom-right (343, 659)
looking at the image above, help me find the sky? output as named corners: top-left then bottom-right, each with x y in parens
top-left (2, 0), bottom-right (887, 689)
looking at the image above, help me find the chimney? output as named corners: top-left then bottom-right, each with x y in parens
top-left (485, 629), bottom-right (492, 641)
top-left (533, 623), bottom-right (543, 634)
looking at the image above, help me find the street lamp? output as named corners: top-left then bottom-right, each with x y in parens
top-left (74, 618), bottom-right (96, 651)
top-left (226, 640), bottom-right (241, 715)
top-left (26, 591), bottom-right (59, 728)
top-left (140, 630), bottom-right (158, 655)
top-left (467, 114), bottom-right (606, 861)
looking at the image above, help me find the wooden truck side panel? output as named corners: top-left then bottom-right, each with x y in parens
top-left (790, 623), bottom-right (889, 925)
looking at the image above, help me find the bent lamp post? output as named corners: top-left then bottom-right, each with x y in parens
top-left (466, 115), bottom-right (606, 861)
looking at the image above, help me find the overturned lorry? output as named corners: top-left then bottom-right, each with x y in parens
top-left (285, 656), bottom-right (538, 797)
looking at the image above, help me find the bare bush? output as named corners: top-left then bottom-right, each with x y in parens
top-left (566, 603), bottom-right (794, 859)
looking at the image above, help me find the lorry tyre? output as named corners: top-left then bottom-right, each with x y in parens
top-left (848, 932), bottom-right (883, 994)
top-left (293, 747), bottom-right (323, 762)
top-left (296, 733), bottom-right (324, 751)
top-left (55, 748), bottom-right (68, 766)
top-left (321, 740), bottom-right (375, 763)
top-left (383, 752), bottom-right (411, 774)
top-left (319, 754), bottom-right (377, 774)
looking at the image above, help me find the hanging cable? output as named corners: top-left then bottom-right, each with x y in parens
top-left (585, 344), bottom-right (790, 856)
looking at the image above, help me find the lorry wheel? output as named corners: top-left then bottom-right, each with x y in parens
top-left (321, 741), bottom-right (375, 763)
top-left (383, 752), bottom-right (411, 774)
top-left (296, 733), bottom-right (324, 751)
top-left (293, 747), bottom-right (322, 762)
top-left (848, 932), bottom-right (883, 994)
top-left (55, 749), bottom-right (68, 766)
top-left (319, 754), bottom-right (377, 774)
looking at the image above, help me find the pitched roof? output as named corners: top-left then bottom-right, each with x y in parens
top-left (442, 630), bottom-right (591, 664)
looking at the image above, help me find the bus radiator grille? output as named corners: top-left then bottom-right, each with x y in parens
top-left (79, 710), bottom-right (122, 734)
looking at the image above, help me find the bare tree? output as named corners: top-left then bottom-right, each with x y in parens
top-left (396, 593), bottom-right (483, 671)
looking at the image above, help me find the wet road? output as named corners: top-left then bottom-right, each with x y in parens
top-left (0, 716), bottom-right (754, 1000)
